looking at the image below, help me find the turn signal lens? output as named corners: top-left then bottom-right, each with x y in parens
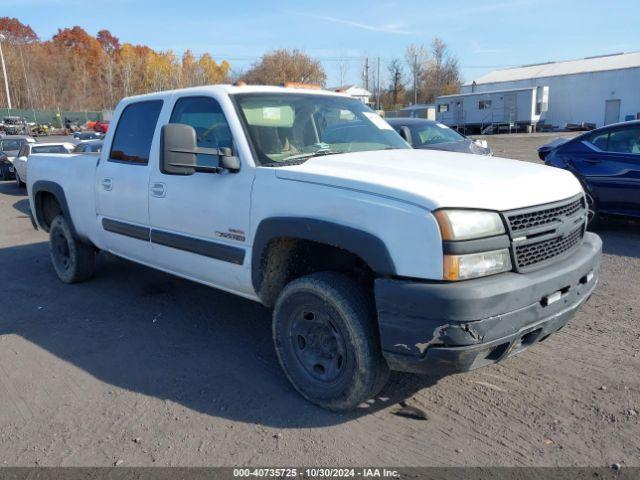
top-left (444, 249), bottom-right (512, 281)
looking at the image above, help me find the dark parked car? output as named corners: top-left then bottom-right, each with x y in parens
top-left (73, 131), bottom-right (103, 140)
top-left (541, 120), bottom-right (640, 223)
top-left (72, 140), bottom-right (103, 153)
top-left (0, 135), bottom-right (36, 180)
top-left (387, 117), bottom-right (493, 156)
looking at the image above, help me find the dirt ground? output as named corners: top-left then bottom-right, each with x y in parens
top-left (0, 134), bottom-right (638, 467)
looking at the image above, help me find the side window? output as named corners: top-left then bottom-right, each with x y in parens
top-left (586, 131), bottom-right (609, 151)
top-left (607, 127), bottom-right (640, 154)
top-left (169, 96), bottom-right (233, 168)
top-left (18, 146), bottom-right (28, 158)
top-left (110, 100), bottom-right (163, 164)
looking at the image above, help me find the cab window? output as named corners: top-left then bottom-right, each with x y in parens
top-left (170, 96), bottom-right (233, 168)
top-left (110, 100), bottom-right (164, 164)
top-left (18, 145), bottom-right (29, 158)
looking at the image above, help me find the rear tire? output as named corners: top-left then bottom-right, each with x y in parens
top-left (15, 171), bottom-right (25, 188)
top-left (49, 215), bottom-right (96, 283)
top-left (273, 272), bottom-right (389, 411)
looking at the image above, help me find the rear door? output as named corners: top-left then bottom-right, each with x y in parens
top-left (572, 125), bottom-right (640, 214)
top-left (95, 100), bottom-right (164, 263)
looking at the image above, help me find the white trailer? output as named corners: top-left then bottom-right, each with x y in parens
top-left (435, 86), bottom-right (549, 134)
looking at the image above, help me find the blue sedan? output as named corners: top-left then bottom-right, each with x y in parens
top-left (540, 120), bottom-right (640, 224)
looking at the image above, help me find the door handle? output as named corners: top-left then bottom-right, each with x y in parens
top-left (150, 182), bottom-right (166, 198)
top-left (101, 178), bottom-right (113, 191)
top-left (584, 157), bottom-right (601, 164)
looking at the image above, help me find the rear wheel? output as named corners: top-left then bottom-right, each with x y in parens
top-left (273, 272), bottom-right (389, 411)
top-left (15, 171), bottom-right (25, 188)
top-left (49, 215), bottom-right (96, 283)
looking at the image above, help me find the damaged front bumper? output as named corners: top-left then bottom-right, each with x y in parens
top-left (375, 232), bottom-right (602, 375)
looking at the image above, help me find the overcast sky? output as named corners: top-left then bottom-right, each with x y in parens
top-left (5, 0), bottom-right (639, 87)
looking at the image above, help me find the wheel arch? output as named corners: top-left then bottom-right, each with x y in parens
top-left (252, 217), bottom-right (397, 306)
top-left (32, 180), bottom-right (79, 237)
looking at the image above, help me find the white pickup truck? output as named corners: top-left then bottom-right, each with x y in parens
top-left (27, 84), bottom-right (601, 411)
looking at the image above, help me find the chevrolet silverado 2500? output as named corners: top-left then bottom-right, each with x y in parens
top-left (27, 85), bottom-right (602, 411)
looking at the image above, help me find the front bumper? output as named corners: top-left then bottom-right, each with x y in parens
top-left (375, 232), bottom-right (602, 375)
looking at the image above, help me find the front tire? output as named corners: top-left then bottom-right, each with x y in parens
top-left (273, 272), bottom-right (389, 411)
top-left (49, 215), bottom-right (96, 283)
top-left (585, 191), bottom-right (602, 229)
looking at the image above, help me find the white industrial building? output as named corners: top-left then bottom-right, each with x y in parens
top-left (437, 51), bottom-right (640, 132)
top-left (330, 85), bottom-right (372, 104)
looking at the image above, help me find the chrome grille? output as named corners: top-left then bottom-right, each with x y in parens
top-left (515, 227), bottom-right (584, 268)
top-left (508, 197), bottom-right (584, 232)
top-left (504, 195), bottom-right (587, 271)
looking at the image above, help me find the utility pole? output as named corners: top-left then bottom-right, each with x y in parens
top-left (376, 56), bottom-right (381, 110)
top-left (413, 53), bottom-right (418, 105)
top-left (363, 57), bottom-right (369, 92)
top-left (0, 34), bottom-right (12, 110)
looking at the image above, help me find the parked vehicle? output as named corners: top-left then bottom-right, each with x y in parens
top-left (93, 120), bottom-right (110, 134)
top-left (0, 135), bottom-right (36, 180)
top-left (2, 116), bottom-right (29, 135)
top-left (73, 131), bottom-right (103, 140)
top-left (541, 120), bottom-right (640, 223)
top-left (72, 140), bottom-right (103, 153)
top-left (13, 142), bottom-right (74, 188)
top-left (387, 118), bottom-right (493, 155)
top-left (27, 85), bottom-right (601, 411)
top-left (30, 123), bottom-right (52, 137)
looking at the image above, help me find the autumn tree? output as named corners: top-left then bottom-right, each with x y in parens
top-left (0, 17), bottom-right (38, 44)
top-left (0, 17), bottom-right (234, 111)
top-left (241, 49), bottom-right (326, 86)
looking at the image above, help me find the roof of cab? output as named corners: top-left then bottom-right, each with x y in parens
top-left (120, 84), bottom-right (348, 103)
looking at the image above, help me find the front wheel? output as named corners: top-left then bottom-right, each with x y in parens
top-left (585, 191), bottom-right (602, 229)
top-left (273, 272), bottom-right (389, 411)
top-left (49, 215), bottom-right (96, 283)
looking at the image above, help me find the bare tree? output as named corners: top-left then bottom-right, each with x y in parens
top-left (404, 44), bottom-right (429, 104)
top-left (386, 58), bottom-right (405, 110)
top-left (421, 37), bottom-right (462, 103)
top-left (337, 55), bottom-right (349, 87)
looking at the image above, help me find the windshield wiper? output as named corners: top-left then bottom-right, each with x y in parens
top-left (282, 148), bottom-right (338, 162)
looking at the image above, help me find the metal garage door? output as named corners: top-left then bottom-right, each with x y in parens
top-left (604, 99), bottom-right (621, 125)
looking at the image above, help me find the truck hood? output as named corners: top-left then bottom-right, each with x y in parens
top-left (275, 149), bottom-right (583, 211)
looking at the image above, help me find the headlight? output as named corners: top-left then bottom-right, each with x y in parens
top-left (444, 249), bottom-right (512, 281)
top-left (434, 209), bottom-right (505, 241)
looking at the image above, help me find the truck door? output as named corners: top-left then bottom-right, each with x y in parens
top-left (95, 100), bottom-right (164, 263)
top-left (148, 95), bottom-right (255, 297)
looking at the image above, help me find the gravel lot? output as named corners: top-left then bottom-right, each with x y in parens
top-left (0, 134), bottom-right (638, 467)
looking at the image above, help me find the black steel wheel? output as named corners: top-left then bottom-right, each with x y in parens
top-left (273, 272), bottom-right (389, 411)
top-left (49, 215), bottom-right (96, 283)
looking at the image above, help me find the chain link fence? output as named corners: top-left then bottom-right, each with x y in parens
top-left (1, 108), bottom-right (104, 127)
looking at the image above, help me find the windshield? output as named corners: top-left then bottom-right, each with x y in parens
top-left (412, 122), bottom-right (465, 146)
top-left (234, 93), bottom-right (409, 165)
top-left (0, 140), bottom-right (25, 152)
